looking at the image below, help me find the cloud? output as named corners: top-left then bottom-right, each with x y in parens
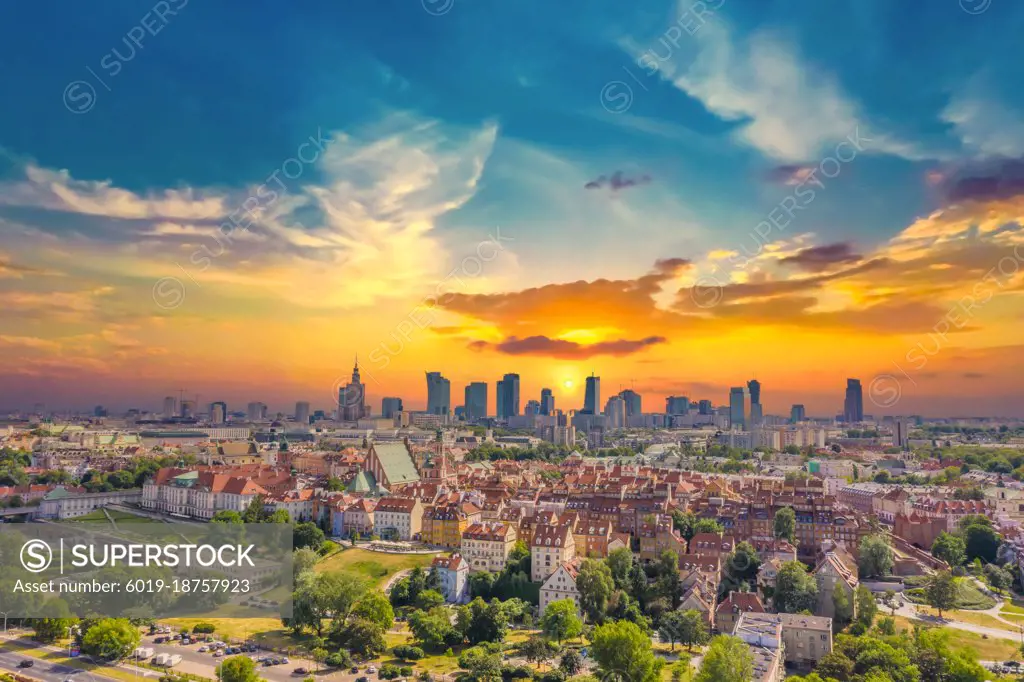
top-left (0, 252), bottom-right (60, 279)
top-left (468, 334), bottom-right (667, 358)
top-left (934, 158), bottom-right (1024, 204)
top-left (763, 165), bottom-right (817, 186)
top-left (779, 242), bottom-right (863, 273)
top-left (584, 171), bottom-right (653, 191)
top-left (943, 83), bottom-right (1024, 157)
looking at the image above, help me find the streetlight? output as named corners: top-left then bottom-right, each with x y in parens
top-left (0, 611), bottom-right (8, 634)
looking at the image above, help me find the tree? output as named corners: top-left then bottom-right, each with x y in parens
top-left (338, 617), bottom-right (387, 657)
top-left (960, 516), bottom-right (1000, 564)
top-left (880, 590), bottom-right (899, 616)
top-left (695, 635), bottom-right (754, 682)
top-left (540, 599), bottom-right (582, 643)
top-left (858, 536), bottom-right (894, 578)
top-left (925, 570), bottom-right (957, 618)
top-left (855, 586), bottom-right (877, 629)
top-left (219, 656), bottom-right (261, 682)
top-left (290, 571), bottom-right (368, 636)
top-left (211, 510), bottom-right (243, 524)
top-left (293, 547), bottom-right (319, 582)
top-left (724, 542), bottom-right (761, 592)
top-left (678, 610), bottom-right (710, 651)
top-left (32, 610), bottom-right (78, 644)
top-left (815, 651), bottom-right (854, 681)
top-left (656, 549), bottom-right (683, 608)
top-left (773, 561), bottom-right (818, 613)
top-left (294, 522), bottom-right (326, 551)
top-left (591, 620), bottom-right (664, 682)
top-left (832, 587), bottom-right (853, 631)
top-left (560, 649), bottom-right (584, 677)
top-left (930, 532), bottom-right (966, 568)
top-left (577, 559), bottom-right (615, 623)
top-left (693, 518), bottom-right (724, 535)
top-left (462, 597), bottom-right (510, 645)
top-left (659, 611), bottom-right (687, 651)
top-left (351, 591), bottom-right (395, 631)
top-left (520, 636), bottom-right (557, 670)
top-left (671, 510), bottom-right (696, 540)
top-left (984, 563), bottom-right (1013, 591)
top-left (81, 618), bottom-right (140, 661)
top-left (608, 548), bottom-right (634, 590)
top-left (408, 607), bottom-right (458, 651)
top-left (416, 589), bottom-right (446, 611)
top-left (242, 495), bottom-right (268, 523)
top-left (773, 507), bottom-right (796, 543)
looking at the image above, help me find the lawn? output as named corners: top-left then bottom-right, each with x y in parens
top-left (913, 606), bottom-right (1016, 632)
top-left (68, 508), bottom-right (159, 523)
top-left (0, 636), bottom-right (153, 682)
top-left (315, 547), bottom-right (442, 588)
top-left (891, 616), bottom-right (1022, 661)
top-left (904, 578), bottom-right (996, 610)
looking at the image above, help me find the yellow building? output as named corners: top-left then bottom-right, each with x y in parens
top-left (422, 501), bottom-right (482, 548)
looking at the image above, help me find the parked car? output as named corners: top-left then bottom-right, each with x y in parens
top-left (357, 677), bottom-right (369, 682)
top-left (154, 637), bottom-right (166, 644)
top-left (281, 657), bottom-right (290, 664)
top-left (18, 660), bottom-right (34, 668)
top-left (350, 667), bottom-right (359, 674)
top-left (213, 651), bottom-right (223, 658)
top-left (366, 666), bottom-right (377, 673)
top-left (293, 668), bottom-right (308, 675)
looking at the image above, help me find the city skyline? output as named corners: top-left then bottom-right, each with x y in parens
top-left (1, 2), bottom-right (1024, 416)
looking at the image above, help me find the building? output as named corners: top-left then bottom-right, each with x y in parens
top-left (163, 396), bottom-right (177, 418)
top-left (747, 379), bottom-right (762, 426)
top-left (422, 501), bottom-right (482, 548)
top-left (432, 553), bottom-right (470, 603)
top-left (814, 551), bottom-right (858, 618)
top-left (343, 498), bottom-right (377, 537)
top-left (729, 387), bottom-right (747, 429)
top-left (844, 379), bottom-right (863, 423)
top-left (426, 372), bottom-right (451, 416)
top-left (604, 396), bottom-right (626, 429)
top-left (698, 400), bottom-right (713, 415)
top-left (210, 401), bottom-right (227, 425)
top-left (294, 401), bottom-right (310, 425)
top-left (666, 396), bottom-right (690, 415)
top-left (734, 612), bottom-right (833, 668)
top-left (531, 523), bottom-right (577, 583)
top-left (381, 397), bottom-right (404, 419)
top-left (582, 375), bottom-right (600, 415)
top-left (619, 390), bottom-right (642, 416)
top-left (464, 383), bottom-right (488, 421)
top-left (539, 558), bottom-right (582, 617)
top-left (540, 389), bottom-right (555, 416)
top-left (38, 487), bottom-right (142, 520)
top-left (461, 522), bottom-right (518, 572)
top-left (373, 496), bottom-right (423, 540)
top-left (338, 359), bottom-right (370, 421)
top-left (496, 373), bottom-right (520, 419)
top-left (247, 402), bottom-right (267, 421)
top-left (361, 441), bottom-right (421, 493)
top-left (790, 404), bottom-right (806, 423)
top-left (716, 592), bottom-right (766, 639)
top-left (894, 418), bottom-right (910, 449)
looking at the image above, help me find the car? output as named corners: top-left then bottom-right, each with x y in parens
top-left (350, 667), bottom-right (359, 674)
top-left (281, 657), bottom-right (290, 664)
top-left (154, 637), bottom-right (166, 644)
top-left (1006, 662), bottom-right (1020, 668)
top-left (263, 661), bottom-right (274, 667)
top-left (18, 660), bottom-right (34, 668)
top-left (366, 666), bottom-right (377, 674)
top-left (357, 677), bottom-right (369, 682)
top-left (213, 651), bottom-right (224, 658)
top-left (293, 668), bottom-right (308, 675)
top-left (198, 646), bottom-right (208, 653)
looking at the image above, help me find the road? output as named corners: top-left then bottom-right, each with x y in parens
top-left (0, 645), bottom-right (125, 682)
top-left (894, 600), bottom-right (1024, 642)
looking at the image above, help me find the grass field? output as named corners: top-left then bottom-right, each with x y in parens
top-left (68, 508), bottom-right (158, 523)
top-left (913, 606), bottom-right (1017, 631)
top-left (904, 578), bottom-right (997, 610)
top-left (314, 547), bottom-right (442, 588)
top-left (891, 616), bottom-right (1022, 660)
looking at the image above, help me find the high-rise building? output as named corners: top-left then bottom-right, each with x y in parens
top-left (381, 397), bottom-right (404, 419)
top-left (525, 400), bottom-right (541, 415)
top-left (844, 379), bottom-right (864, 423)
top-left (729, 387), bottom-right (746, 429)
top-left (619, 389), bottom-right (642, 417)
top-left (179, 400), bottom-right (195, 418)
top-left (247, 402), bottom-right (267, 421)
top-left (464, 382), bottom-right (487, 421)
top-left (426, 372), bottom-right (451, 416)
top-left (210, 401), bottom-right (227, 424)
top-left (894, 418), bottom-right (910, 449)
top-left (338, 358), bottom-right (370, 421)
top-left (747, 379), bottom-right (762, 426)
top-left (583, 374), bottom-right (601, 415)
top-left (496, 373), bottom-right (520, 419)
top-left (604, 396), bottom-right (626, 429)
top-left (666, 396), bottom-right (690, 415)
top-left (163, 396), bottom-right (177, 418)
top-left (790, 404), bottom-right (805, 423)
top-left (540, 388), bottom-right (554, 415)
top-left (295, 401), bottom-right (310, 425)
top-left (93, 405), bottom-right (107, 417)
top-left (698, 400), bottom-right (712, 415)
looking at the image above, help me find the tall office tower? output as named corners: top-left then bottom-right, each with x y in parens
top-left (525, 400), bottom-right (541, 415)
top-left (163, 396), bottom-right (177, 418)
top-left (93, 405), bottom-right (107, 417)
top-left (729, 387), bottom-right (747, 429)
top-left (338, 357), bottom-right (369, 421)
top-left (666, 396), bottom-right (690, 415)
top-left (604, 395), bottom-right (626, 428)
top-left (426, 372), bottom-right (451, 416)
top-left (790, 404), bottom-right (806, 423)
top-left (381, 397), bottom-right (404, 420)
top-left (698, 399), bottom-right (712, 415)
top-left (747, 379), bottom-right (762, 425)
top-left (540, 388), bottom-right (555, 416)
top-left (295, 401), bottom-right (310, 425)
top-left (583, 374), bottom-right (601, 415)
top-left (247, 401), bottom-right (267, 421)
top-left (464, 382), bottom-right (488, 421)
top-left (495, 373), bottom-right (520, 418)
top-left (179, 400), bottom-right (195, 418)
top-left (619, 389), bottom-right (642, 416)
top-left (210, 401), bottom-right (227, 424)
top-left (894, 418), bottom-right (910, 449)
top-left (844, 379), bottom-right (864, 423)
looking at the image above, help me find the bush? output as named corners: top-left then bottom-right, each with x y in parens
top-left (393, 645), bottom-right (425, 661)
top-left (400, 667), bottom-right (414, 677)
top-left (380, 664), bottom-right (402, 680)
top-left (191, 623), bottom-right (216, 634)
top-left (326, 650), bottom-right (353, 668)
top-left (502, 665), bottom-right (533, 680)
top-left (535, 672), bottom-right (566, 682)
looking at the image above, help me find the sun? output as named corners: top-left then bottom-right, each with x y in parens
top-left (563, 379), bottom-right (574, 389)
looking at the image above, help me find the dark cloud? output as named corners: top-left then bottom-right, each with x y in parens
top-left (585, 171), bottom-right (652, 191)
top-left (962, 372), bottom-right (987, 379)
top-left (937, 158), bottom-right (1024, 203)
top-left (779, 242), bottom-right (863, 272)
top-left (468, 335), bottom-right (666, 359)
top-left (763, 165), bottom-right (815, 185)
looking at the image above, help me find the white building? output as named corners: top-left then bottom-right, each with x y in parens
top-left (432, 553), bottom-right (469, 603)
top-left (539, 559), bottom-right (582, 616)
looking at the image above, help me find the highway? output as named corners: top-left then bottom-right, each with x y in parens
top-left (0, 646), bottom-right (124, 682)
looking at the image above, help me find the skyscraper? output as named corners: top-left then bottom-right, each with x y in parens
top-left (525, 400), bottom-right (541, 415)
top-left (894, 418), bottom-right (910, 449)
top-left (247, 402), bottom-right (267, 421)
top-left (844, 379), bottom-right (864, 423)
top-left (179, 400), bottom-right (195, 418)
top-left (619, 389), bottom-right (642, 417)
top-left (163, 396), bottom-right (177, 418)
top-left (729, 387), bottom-right (746, 429)
top-left (698, 400), bottom-right (712, 415)
top-left (496, 373), bottom-right (520, 418)
top-left (790, 404), bottom-right (805, 423)
top-left (464, 382), bottom-right (487, 421)
top-left (747, 379), bottom-right (762, 426)
top-left (426, 372), bottom-right (451, 416)
top-left (540, 388), bottom-right (554, 416)
top-left (604, 395), bottom-right (626, 428)
top-left (338, 358), bottom-right (369, 421)
top-left (381, 397), bottom-right (404, 419)
top-left (210, 401), bottom-right (227, 424)
top-left (666, 396), bottom-right (690, 415)
top-left (295, 401), bottom-right (310, 425)
top-left (583, 374), bottom-right (600, 415)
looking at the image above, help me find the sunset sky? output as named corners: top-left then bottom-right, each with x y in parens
top-left (1, 0), bottom-right (1024, 417)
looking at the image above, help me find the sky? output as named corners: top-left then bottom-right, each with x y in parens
top-left (1, 0), bottom-right (1024, 418)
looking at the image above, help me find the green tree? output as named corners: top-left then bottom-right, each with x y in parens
top-left (520, 636), bottom-right (557, 669)
top-left (591, 620), bottom-right (664, 682)
top-left (608, 548), bottom-right (634, 590)
top-left (773, 561), bottom-right (818, 613)
top-left (855, 586), bottom-right (877, 629)
top-left (695, 635), bottom-right (754, 682)
top-left (656, 549), bottom-right (683, 608)
top-left (833, 587), bottom-right (853, 631)
top-left (219, 655), bottom-right (261, 682)
top-left (577, 559), bottom-right (615, 623)
top-left (408, 607), bottom-right (458, 651)
top-left (983, 563), bottom-right (1013, 591)
top-left (693, 518), bottom-right (724, 535)
top-left (416, 589), bottom-right (446, 611)
top-left (294, 522), bottom-right (326, 551)
top-left (880, 590), bottom-right (899, 616)
top-left (960, 516), bottom-right (1000, 564)
top-left (559, 649), bottom-right (584, 677)
top-left (815, 651), bottom-right (854, 681)
top-left (925, 570), bottom-right (957, 618)
top-left (773, 507), bottom-right (796, 543)
top-left (463, 597), bottom-right (510, 645)
top-left (930, 532), bottom-right (966, 567)
top-left (858, 535), bottom-right (894, 578)
top-left (540, 599), bottom-right (583, 644)
top-left (81, 618), bottom-right (140, 661)
top-left (293, 547), bottom-right (319, 583)
top-left (724, 542), bottom-right (761, 592)
top-left (338, 617), bottom-right (387, 657)
top-left (351, 590), bottom-right (395, 631)
top-left (32, 612), bottom-right (78, 644)
top-left (678, 610), bottom-right (710, 651)
top-left (242, 495), bottom-right (268, 523)
top-left (659, 611), bottom-right (687, 651)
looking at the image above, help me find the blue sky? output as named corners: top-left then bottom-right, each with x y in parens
top-left (2, 0), bottom-right (1024, 416)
